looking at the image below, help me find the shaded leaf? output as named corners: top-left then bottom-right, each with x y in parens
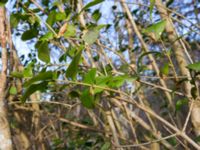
top-left (46, 10), bottom-right (56, 26)
top-left (21, 82), bottom-right (48, 103)
top-left (66, 46), bottom-right (83, 80)
top-left (80, 89), bottom-right (95, 109)
top-left (176, 98), bottom-right (188, 111)
top-left (101, 142), bottom-right (111, 150)
top-left (24, 71), bottom-right (53, 87)
top-left (35, 41), bottom-right (51, 63)
top-left (81, 0), bottom-right (104, 12)
top-left (21, 28), bottom-right (38, 41)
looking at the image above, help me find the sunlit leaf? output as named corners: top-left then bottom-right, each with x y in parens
top-left (64, 24), bottom-right (76, 38)
top-left (187, 61), bottom-right (200, 71)
top-left (23, 62), bottom-right (34, 77)
top-left (40, 32), bottom-right (54, 41)
top-left (161, 63), bottom-right (169, 75)
top-left (9, 86), bottom-right (17, 95)
top-left (82, 28), bottom-right (99, 45)
top-left (83, 68), bottom-right (96, 84)
top-left (143, 20), bottom-right (166, 41)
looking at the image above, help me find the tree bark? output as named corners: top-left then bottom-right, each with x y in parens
top-left (0, 7), bottom-right (13, 150)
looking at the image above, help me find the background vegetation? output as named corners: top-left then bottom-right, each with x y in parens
top-left (0, 0), bottom-right (200, 149)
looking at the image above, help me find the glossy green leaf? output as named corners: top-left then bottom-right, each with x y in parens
top-left (21, 82), bottom-right (48, 103)
top-left (9, 86), bottom-right (17, 95)
top-left (176, 98), bottom-right (188, 111)
top-left (66, 47), bottom-right (83, 80)
top-left (83, 68), bottom-right (96, 84)
top-left (143, 20), bottom-right (166, 41)
top-left (80, 89), bottom-right (95, 109)
top-left (21, 28), bottom-right (39, 41)
top-left (35, 41), bottom-right (50, 63)
top-left (187, 61), bottom-right (200, 71)
top-left (81, 0), bottom-right (104, 12)
top-left (24, 71), bottom-right (53, 87)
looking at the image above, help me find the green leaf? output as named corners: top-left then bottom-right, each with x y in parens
top-left (10, 13), bottom-right (20, 28)
top-left (64, 24), bottom-right (76, 38)
top-left (161, 63), bottom-right (169, 75)
top-left (11, 71), bottom-right (24, 78)
top-left (66, 46), bottom-right (83, 80)
top-left (21, 28), bottom-right (39, 41)
top-left (82, 28), bottom-right (99, 45)
top-left (24, 71), bottom-right (53, 87)
top-left (46, 10), bottom-right (56, 26)
top-left (187, 61), bottom-right (200, 71)
top-left (143, 20), bottom-right (166, 41)
top-left (23, 62), bottom-right (34, 77)
top-left (40, 32), bottom-right (54, 41)
top-left (55, 12), bottom-right (66, 21)
top-left (0, 0), bottom-right (8, 6)
top-left (81, 0), bottom-right (104, 12)
top-left (92, 9), bottom-right (102, 21)
top-left (108, 75), bottom-right (132, 88)
top-left (80, 89), bottom-right (95, 109)
top-left (176, 98), bottom-right (188, 111)
top-left (35, 41), bottom-right (51, 63)
top-left (167, 137), bottom-right (177, 146)
top-left (149, 0), bottom-right (155, 20)
top-left (101, 142), bottom-right (111, 150)
top-left (83, 68), bottom-right (96, 84)
top-left (9, 86), bottom-right (17, 95)
top-left (194, 135), bottom-right (200, 142)
top-left (94, 76), bottom-right (110, 94)
top-left (21, 82), bottom-right (48, 103)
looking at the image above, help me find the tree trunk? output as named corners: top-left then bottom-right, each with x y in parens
top-left (0, 7), bottom-right (13, 150)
